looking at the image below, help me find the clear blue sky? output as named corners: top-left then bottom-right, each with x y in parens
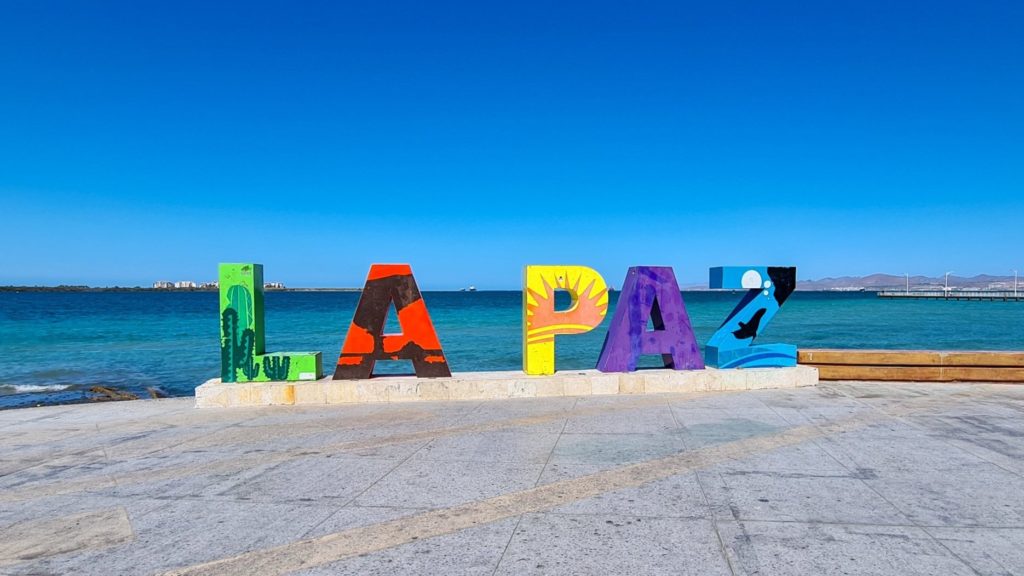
top-left (2, 1), bottom-right (1021, 289)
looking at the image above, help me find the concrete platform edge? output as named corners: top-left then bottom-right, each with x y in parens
top-left (194, 366), bottom-right (819, 408)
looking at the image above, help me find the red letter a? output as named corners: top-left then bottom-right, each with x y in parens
top-left (334, 264), bottom-right (451, 379)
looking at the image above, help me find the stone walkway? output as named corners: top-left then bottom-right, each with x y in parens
top-left (2, 381), bottom-right (1024, 575)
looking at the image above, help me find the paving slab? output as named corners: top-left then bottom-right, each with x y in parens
top-left (297, 512), bottom-right (518, 576)
top-left (537, 466), bottom-right (709, 518)
top-left (494, 513), bottom-right (732, 576)
top-left (2, 381), bottom-right (1024, 575)
top-left (413, 429), bottom-right (562, 464)
top-left (716, 520), bottom-right (978, 576)
top-left (928, 527), bottom-right (1024, 575)
top-left (352, 457), bottom-right (548, 509)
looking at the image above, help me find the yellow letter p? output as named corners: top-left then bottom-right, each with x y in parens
top-left (523, 265), bottom-right (609, 375)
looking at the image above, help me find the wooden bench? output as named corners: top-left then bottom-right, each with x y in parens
top-left (798, 349), bottom-right (1024, 382)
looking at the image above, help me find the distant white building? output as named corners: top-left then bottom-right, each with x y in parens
top-left (264, 282), bottom-right (286, 290)
top-left (199, 281), bottom-right (219, 289)
top-left (153, 281), bottom-right (173, 289)
top-left (174, 281), bottom-right (197, 289)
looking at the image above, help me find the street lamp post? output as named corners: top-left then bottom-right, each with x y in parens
top-left (944, 271), bottom-right (953, 297)
top-left (905, 273), bottom-right (909, 295)
top-left (1014, 269), bottom-right (1018, 298)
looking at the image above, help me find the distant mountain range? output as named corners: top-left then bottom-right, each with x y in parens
top-left (796, 273), bottom-right (1019, 292)
top-left (678, 273), bottom-right (1020, 292)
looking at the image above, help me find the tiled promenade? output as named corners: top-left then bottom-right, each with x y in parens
top-left (3, 381), bottom-right (1024, 575)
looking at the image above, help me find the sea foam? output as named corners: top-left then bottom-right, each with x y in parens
top-left (0, 384), bottom-right (73, 395)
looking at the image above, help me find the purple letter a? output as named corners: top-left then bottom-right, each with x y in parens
top-left (596, 266), bottom-right (704, 372)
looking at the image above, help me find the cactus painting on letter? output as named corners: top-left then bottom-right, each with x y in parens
top-left (226, 285), bottom-right (254, 335)
top-left (238, 328), bottom-right (260, 380)
top-left (219, 307), bottom-right (261, 382)
top-left (220, 308), bottom-right (240, 382)
top-left (262, 355), bottom-right (291, 381)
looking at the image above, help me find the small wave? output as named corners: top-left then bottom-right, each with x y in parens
top-left (0, 384), bottom-right (74, 395)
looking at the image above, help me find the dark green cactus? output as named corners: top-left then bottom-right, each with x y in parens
top-left (262, 355), bottom-right (291, 381)
top-left (220, 308), bottom-right (239, 382)
top-left (221, 306), bottom-right (260, 382)
top-left (226, 285), bottom-right (254, 331)
top-left (238, 328), bottom-right (260, 380)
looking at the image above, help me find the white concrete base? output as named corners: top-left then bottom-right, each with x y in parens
top-left (194, 366), bottom-right (818, 408)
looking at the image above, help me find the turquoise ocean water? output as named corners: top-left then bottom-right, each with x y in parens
top-left (1, 291), bottom-right (1022, 409)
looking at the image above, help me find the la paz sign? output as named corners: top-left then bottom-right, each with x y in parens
top-left (217, 263), bottom-right (796, 384)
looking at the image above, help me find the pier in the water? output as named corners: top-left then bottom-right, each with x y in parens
top-left (878, 290), bottom-right (1022, 301)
